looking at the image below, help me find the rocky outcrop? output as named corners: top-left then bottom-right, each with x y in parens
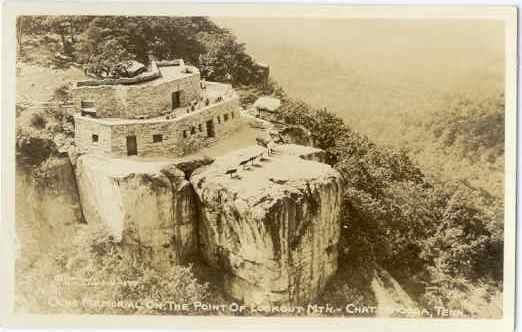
top-left (16, 156), bottom-right (83, 266)
top-left (191, 144), bottom-right (343, 305)
top-left (75, 155), bottom-right (199, 265)
top-left (277, 144), bottom-right (327, 163)
top-left (31, 156), bottom-right (84, 228)
top-left (74, 144), bottom-right (343, 304)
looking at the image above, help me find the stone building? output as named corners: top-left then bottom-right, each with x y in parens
top-left (73, 59), bottom-right (241, 158)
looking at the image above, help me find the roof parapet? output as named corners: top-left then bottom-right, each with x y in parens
top-left (77, 60), bottom-right (161, 87)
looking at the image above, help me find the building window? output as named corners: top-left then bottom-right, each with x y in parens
top-left (92, 134), bottom-right (99, 143)
top-left (190, 126), bottom-right (196, 135)
top-left (198, 124), bottom-right (203, 132)
top-left (153, 134), bottom-right (163, 143)
top-left (183, 130), bottom-right (188, 138)
top-left (231, 112), bottom-right (235, 119)
top-left (224, 113), bottom-right (229, 122)
top-left (217, 115), bottom-right (221, 124)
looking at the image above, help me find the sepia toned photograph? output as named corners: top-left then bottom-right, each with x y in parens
top-left (1, 3), bottom-right (517, 331)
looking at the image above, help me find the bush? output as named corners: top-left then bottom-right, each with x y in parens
top-left (16, 224), bottom-right (211, 314)
top-left (16, 126), bottom-right (57, 167)
top-left (30, 111), bottom-right (47, 129)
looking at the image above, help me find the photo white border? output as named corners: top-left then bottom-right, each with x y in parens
top-left (0, 2), bottom-right (517, 331)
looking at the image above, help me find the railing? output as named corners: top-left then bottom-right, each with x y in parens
top-left (170, 92), bottom-right (238, 120)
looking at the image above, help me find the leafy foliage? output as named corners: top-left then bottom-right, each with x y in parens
top-left (16, 125), bottom-right (58, 166)
top-left (427, 93), bottom-right (504, 164)
top-left (276, 97), bottom-right (503, 313)
top-left (16, 84), bottom-right (77, 167)
top-left (197, 32), bottom-right (265, 85)
top-left (16, 224), bottom-right (211, 314)
top-left (29, 111), bottom-right (47, 129)
top-left (18, 16), bottom-right (265, 86)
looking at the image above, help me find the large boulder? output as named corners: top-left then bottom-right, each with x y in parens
top-left (190, 144), bottom-right (343, 305)
top-left (75, 155), bottom-right (199, 266)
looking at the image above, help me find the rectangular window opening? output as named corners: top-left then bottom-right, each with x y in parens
top-left (224, 113), bottom-right (229, 122)
top-left (153, 134), bottom-right (163, 143)
top-left (92, 134), bottom-right (99, 143)
top-left (183, 130), bottom-right (188, 138)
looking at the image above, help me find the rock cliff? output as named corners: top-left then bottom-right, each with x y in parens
top-left (191, 145), bottom-right (343, 305)
top-left (16, 157), bottom-right (83, 266)
top-left (75, 155), bottom-right (199, 265)
top-left (74, 144), bottom-right (343, 304)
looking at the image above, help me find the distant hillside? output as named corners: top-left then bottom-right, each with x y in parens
top-left (216, 16), bottom-right (505, 217)
top-left (215, 17), bottom-right (504, 143)
top-left (399, 91), bottom-right (504, 206)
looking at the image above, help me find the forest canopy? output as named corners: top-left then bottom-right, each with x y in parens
top-left (17, 16), bottom-right (266, 85)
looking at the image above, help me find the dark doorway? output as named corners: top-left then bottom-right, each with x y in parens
top-left (126, 136), bottom-right (137, 156)
top-left (206, 119), bottom-right (215, 138)
top-left (172, 91), bottom-right (181, 110)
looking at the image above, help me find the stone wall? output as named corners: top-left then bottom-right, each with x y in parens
top-left (124, 74), bottom-right (201, 119)
top-left (71, 69), bottom-right (201, 119)
top-left (74, 97), bottom-right (241, 158)
top-left (111, 97), bottom-right (241, 157)
top-left (73, 85), bottom-right (126, 118)
top-left (74, 115), bottom-right (112, 155)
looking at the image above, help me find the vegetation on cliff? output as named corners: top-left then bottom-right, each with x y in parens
top-left (16, 224), bottom-right (214, 314)
top-left (275, 96), bottom-right (503, 316)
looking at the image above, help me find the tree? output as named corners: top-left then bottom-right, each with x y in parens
top-left (85, 38), bottom-right (135, 77)
top-left (198, 33), bottom-right (262, 86)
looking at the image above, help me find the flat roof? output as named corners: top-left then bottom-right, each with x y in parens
top-left (133, 65), bottom-right (200, 87)
top-left (75, 63), bottom-right (200, 89)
